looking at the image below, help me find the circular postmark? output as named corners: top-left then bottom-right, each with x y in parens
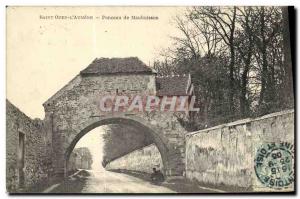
top-left (254, 142), bottom-right (294, 189)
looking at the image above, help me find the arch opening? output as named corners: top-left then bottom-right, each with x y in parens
top-left (65, 117), bottom-right (169, 176)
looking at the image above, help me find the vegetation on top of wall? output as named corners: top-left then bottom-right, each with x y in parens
top-left (102, 124), bottom-right (154, 167)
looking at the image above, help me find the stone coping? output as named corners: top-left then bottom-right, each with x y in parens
top-left (186, 109), bottom-right (294, 137)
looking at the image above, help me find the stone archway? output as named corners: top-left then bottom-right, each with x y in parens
top-left (45, 112), bottom-right (186, 178)
top-left (43, 58), bottom-right (191, 179)
top-left (64, 116), bottom-right (169, 176)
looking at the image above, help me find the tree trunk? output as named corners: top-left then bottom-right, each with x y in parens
top-left (240, 52), bottom-right (251, 117)
top-left (258, 7), bottom-right (268, 111)
top-left (228, 7), bottom-right (237, 118)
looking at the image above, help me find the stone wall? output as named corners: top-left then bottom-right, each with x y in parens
top-left (185, 110), bottom-right (294, 192)
top-left (102, 124), bottom-right (154, 166)
top-left (68, 152), bottom-right (78, 173)
top-left (44, 73), bottom-right (187, 177)
top-left (105, 144), bottom-right (163, 173)
top-left (6, 100), bottom-right (51, 192)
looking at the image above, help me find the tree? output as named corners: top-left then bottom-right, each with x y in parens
top-left (154, 6), bottom-right (294, 130)
top-left (235, 7), bottom-right (258, 117)
top-left (191, 7), bottom-right (238, 118)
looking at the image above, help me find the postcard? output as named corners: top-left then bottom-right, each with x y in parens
top-left (6, 6), bottom-right (295, 194)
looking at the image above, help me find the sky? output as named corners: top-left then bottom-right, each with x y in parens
top-left (6, 6), bottom-right (186, 119)
top-left (74, 126), bottom-right (106, 170)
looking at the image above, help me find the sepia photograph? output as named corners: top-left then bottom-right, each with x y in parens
top-left (6, 5), bottom-right (295, 194)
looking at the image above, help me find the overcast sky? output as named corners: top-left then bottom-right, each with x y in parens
top-left (7, 6), bottom-right (186, 119)
top-left (75, 126), bottom-right (106, 170)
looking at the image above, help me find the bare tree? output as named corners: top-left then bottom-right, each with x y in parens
top-left (191, 6), bottom-right (238, 118)
top-left (155, 6), bottom-right (294, 130)
top-left (235, 7), bottom-right (258, 116)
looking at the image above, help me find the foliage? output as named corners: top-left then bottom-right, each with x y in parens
top-left (154, 6), bottom-right (294, 130)
top-left (102, 124), bottom-right (153, 167)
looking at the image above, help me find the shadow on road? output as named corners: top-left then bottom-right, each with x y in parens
top-left (43, 169), bottom-right (250, 194)
top-left (49, 170), bottom-right (91, 193)
top-left (108, 169), bottom-right (218, 193)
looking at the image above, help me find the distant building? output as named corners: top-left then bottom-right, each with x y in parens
top-left (68, 147), bottom-right (93, 172)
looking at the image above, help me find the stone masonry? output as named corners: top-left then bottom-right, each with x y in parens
top-left (102, 124), bottom-right (154, 166)
top-left (7, 56), bottom-right (295, 193)
top-left (106, 144), bottom-right (163, 173)
top-left (43, 57), bottom-right (192, 178)
top-left (185, 110), bottom-right (294, 192)
top-left (6, 100), bottom-right (51, 192)
top-left (7, 99), bottom-right (294, 193)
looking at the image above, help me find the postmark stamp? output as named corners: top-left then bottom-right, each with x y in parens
top-left (254, 142), bottom-right (294, 189)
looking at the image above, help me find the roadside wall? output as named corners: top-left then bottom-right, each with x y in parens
top-left (6, 100), bottom-right (52, 192)
top-left (102, 124), bottom-right (153, 166)
top-left (185, 110), bottom-right (294, 192)
top-left (105, 144), bottom-right (163, 173)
